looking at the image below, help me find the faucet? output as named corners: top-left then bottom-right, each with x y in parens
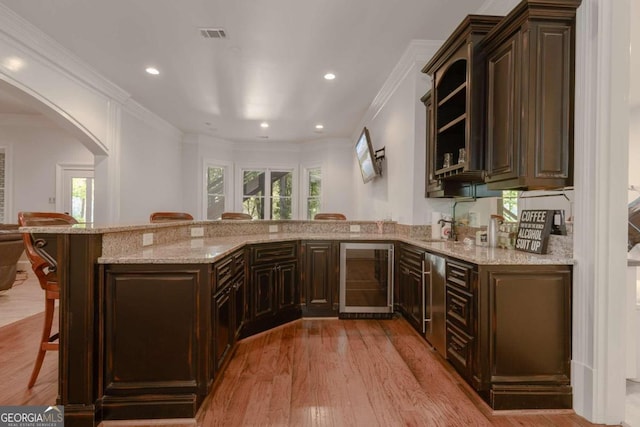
top-left (438, 218), bottom-right (457, 241)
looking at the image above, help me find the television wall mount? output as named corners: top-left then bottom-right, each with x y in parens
top-left (374, 147), bottom-right (385, 176)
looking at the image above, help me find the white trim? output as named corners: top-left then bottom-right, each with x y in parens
top-left (55, 163), bottom-right (94, 213)
top-left (0, 145), bottom-right (12, 223)
top-left (0, 3), bottom-right (130, 103)
top-left (300, 163), bottom-right (323, 220)
top-left (202, 159), bottom-right (234, 220)
top-left (122, 100), bottom-right (182, 140)
top-left (353, 40), bottom-right (442, 141)
top-left (0, 74), bottom-right (108, 154)
top-left (236, 163), bottom-right (299, 219)
top-left (573, 0), bottom-right (630, 423)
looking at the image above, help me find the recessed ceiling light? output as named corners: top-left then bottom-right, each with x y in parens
top-left (315, 124), bottom-right (324, 130)
top-left (260, 122), bottom-right (269, 128)
top-left (324, 73), bottom-right (336, 80)
top-left (145, 67), bottom-right (160, 75)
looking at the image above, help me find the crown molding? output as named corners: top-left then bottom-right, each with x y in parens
top-left (122, 99), bottom-right (183, 140)
top-left (353, 39), bottom-right (442, 141)
top-left (0, 4), bottom-right (131, 104)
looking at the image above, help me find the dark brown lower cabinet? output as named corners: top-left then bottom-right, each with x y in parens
top-left (396, 243), bottom-right (426, 333)
top-left (300, 241), bottom-right (338, 316)
top-left (102, 264), bottom-right (211, 420)
top-left (443, 259), bottom-right (572, 410)
top-left (213, 284), bottom-right (233, 373)
top-left (233, 273), bottom-right (246, 341)
top-left (479, 265), bottom-right (572, 409)
top-left (244, 242), bottom-right (301, 336)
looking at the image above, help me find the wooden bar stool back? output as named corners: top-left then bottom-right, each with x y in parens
top-left (314, 213), bottom-right (347, 220)
top-left (221, 212), bottom-right (252, 220)
top-left (17, 211), bottom-right (78, 388)
top-left (149, 212), bottom-right (194, 222)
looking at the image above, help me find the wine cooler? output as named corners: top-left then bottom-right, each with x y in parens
top-left (339, 242), bottom-right (394, 318)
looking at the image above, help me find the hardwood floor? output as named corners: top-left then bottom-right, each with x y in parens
top-left (0, 315), bottom-right (609, 426)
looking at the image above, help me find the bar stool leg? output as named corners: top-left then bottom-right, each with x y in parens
top-left (28, 296), bottom-right (55, 389)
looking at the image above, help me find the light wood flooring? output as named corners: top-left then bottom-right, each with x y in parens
top-left (0, 280), bottom-right (615, 426)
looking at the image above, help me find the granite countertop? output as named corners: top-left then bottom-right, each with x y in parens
top-left (97, 232), bottom-right (573, 266)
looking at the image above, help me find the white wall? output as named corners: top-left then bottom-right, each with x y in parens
top-left (0, 117), bottom-right (93, 222)
top-left (117, 109), bottom-right (184, 223)
top-left (630, 106), bottom-right (640, 202)
top-left (182, 134), bottom-right (355, 220)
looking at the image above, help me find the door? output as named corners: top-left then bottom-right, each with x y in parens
top-left (213, 287), bottom-right (233, 372)
top-left (425, 253), bottom-right (446, 358)
top-left (57, 165), bottom-right (94, 223)
top-left (251, 264), bottom-right (276, 319)
top-left (277, 261), bottom-right (298, 310)
top-left (302, 241), bottom-right (337, 316)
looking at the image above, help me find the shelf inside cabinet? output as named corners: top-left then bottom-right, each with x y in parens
top-left (438, 114), bottom-right (466, 134)
top-left (435, 163), bottom-right (465, 178)
top-left (438, 82), bottom-right (467, 107)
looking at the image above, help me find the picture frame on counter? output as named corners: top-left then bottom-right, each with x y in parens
top-left (515, 210), bottom-right (554, 254)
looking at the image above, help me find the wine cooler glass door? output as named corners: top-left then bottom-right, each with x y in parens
top-left (339, 242), bottom-right (394, 313)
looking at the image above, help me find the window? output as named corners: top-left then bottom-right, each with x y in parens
top-left (501, 190), bottom-right (518, 222)
top-left (241, 168), bottom-right (295, 220)
top-left (57, 165), bottom-right (94, 223)
top-left (306, 167), bottom-right (321, 219)
top-left (70, 175), bottom-right (94, 223)
top-left (0, 149), bottom-right (5, 223)
top-left (206, 166), bottom-right (226, 220)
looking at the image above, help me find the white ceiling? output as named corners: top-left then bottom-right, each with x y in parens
top-left (0, 0), bottom-right (489, 142)
top-left (1, 1), bottom-right (638, 143)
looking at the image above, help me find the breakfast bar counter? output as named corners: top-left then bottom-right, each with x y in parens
top-left (20, 219), bottom-right (573, 426)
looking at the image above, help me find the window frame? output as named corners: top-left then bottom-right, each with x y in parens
top-left (0, 146), bottom-right (12, 223)
top-left (301, 164), bottom-right (322, 220)
top-left (202, 159), bottom-right (233, 220)
top-left (235, 163), bottom-right (298, 220)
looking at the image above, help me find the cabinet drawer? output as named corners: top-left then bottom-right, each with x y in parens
top-left (213, 255), bottom-right (234, 292)
top-left (233, 250), bottom-right (246, 273)
top-left (446, 260), bottom-right (472, 290)
top-left (446, 285), bottom-right (473, 335)
top-left (446, 322), bottom-right (473, 380)
top-left (398, 244), bottom-right (424, 271)
top-left (251, 242), bottom-right (298, 264)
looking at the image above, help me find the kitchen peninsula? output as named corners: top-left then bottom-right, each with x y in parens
top-left (23, 219), bottom-right (573, 426)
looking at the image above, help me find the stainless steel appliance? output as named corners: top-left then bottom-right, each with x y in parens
top-left (424, 252), bottom-right (446, 357)
top-left (339, 242), bottom-right (394, 317)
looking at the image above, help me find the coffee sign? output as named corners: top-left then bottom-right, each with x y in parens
top-left (515, 210), bottom-right (554, 254)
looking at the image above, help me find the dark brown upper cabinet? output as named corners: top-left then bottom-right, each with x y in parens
top-left (422, 15), bottom-right (503, 194)
top-left (481, 0), bottom-right (581, 190)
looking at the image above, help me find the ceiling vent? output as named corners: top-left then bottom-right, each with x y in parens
top-left (200, 28), bottom-right (227, 39)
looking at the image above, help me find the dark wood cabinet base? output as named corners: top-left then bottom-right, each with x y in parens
top-left (489, 384), bottom-right (573, 410)
top-left (99, 394), bottom-right (199, 420)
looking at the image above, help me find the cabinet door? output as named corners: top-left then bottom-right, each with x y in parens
top-left (233, 273), bottom-right (246, 340)
top-left (486, 32), bottom-right (520, 183)
top-left (302, 241), bottom-right (337, 316)
top-left (398, 261), bottom-right (423, 333)
top-left (277, 261), bottom-right (298, 311)
top-left (213, 287), bottom-right (233, 372)
top-left (251, 264), bottom-right (276, 320)
top-left (423, 92), bottom-right (442, 196)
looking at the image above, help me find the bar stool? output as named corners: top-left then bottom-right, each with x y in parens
top-left (18, 211), bottom-right (77, 388)
top-left (149, 212), bottom-right (194, 222)
top-left (221, 212), bottom-right (252, 220)
top-left (314, 213), bottom-right (347, 220)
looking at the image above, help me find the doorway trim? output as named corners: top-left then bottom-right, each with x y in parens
top-left (56, 163), bottom-right (95, 215)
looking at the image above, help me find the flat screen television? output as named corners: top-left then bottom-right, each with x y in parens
top-left (355, 127), bottom-right (380, 183)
